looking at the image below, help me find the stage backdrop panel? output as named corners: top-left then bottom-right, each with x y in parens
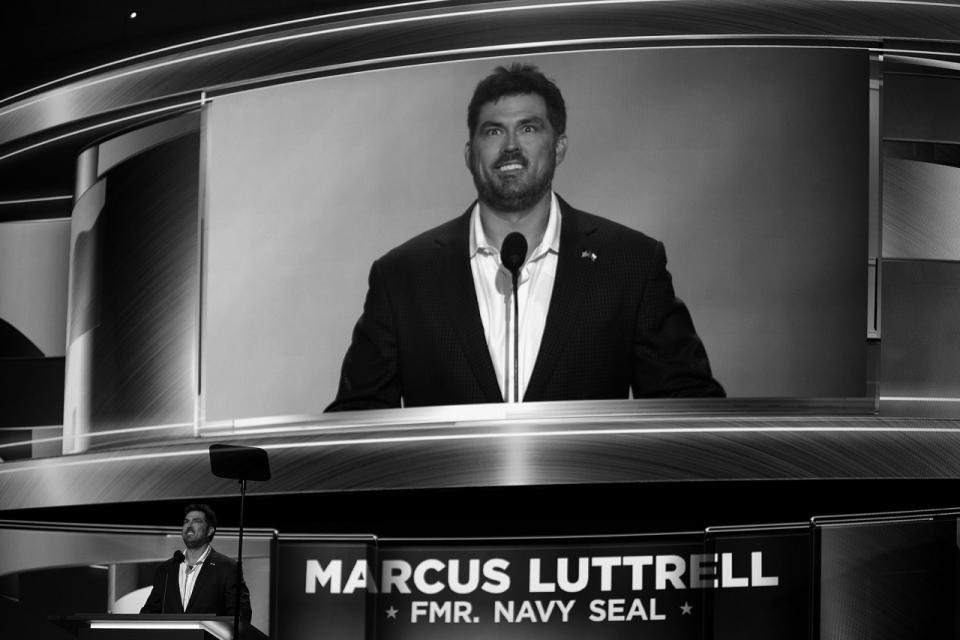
top-left (277, 531), bottom-right (805, 640)
top-left (202, 47), bottom-right (868, 420)
top-left (0, 219), bottom-right (70, 358)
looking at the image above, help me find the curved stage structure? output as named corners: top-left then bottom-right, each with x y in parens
top-left (1, 398), bottom-right (956, 511)
top-left (2, 0), bottom-right (959, 509)
top-left (2, 3), bottom-right (960, 638)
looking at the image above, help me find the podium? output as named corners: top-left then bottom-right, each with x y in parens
top-left (57, 615), bottom-right (268, 640)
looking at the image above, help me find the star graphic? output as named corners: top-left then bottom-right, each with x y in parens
top-left (681, 602), bottom-right (693, 615)
top-left (386, 606), bottom-right (399, 619)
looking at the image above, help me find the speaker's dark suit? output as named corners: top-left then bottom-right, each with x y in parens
top-left (327, 197), bottom-right (723, 411)
top-left (140, 549), bottom-right (251, 621)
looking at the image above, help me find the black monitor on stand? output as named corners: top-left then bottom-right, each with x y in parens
top-left (209, 444), bottom-right (270, 640)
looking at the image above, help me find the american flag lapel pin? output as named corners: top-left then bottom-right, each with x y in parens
top-left (580, 249), bottom-right (598, 262)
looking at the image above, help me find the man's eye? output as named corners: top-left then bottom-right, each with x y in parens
top-left (483, 128), bottom-right (501, 136)
top-left (521, 125), bottom-right (537, 133)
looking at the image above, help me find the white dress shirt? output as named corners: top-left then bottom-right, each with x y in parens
top-left (179, 545), bottom-right (211, 609)
top-left (469, 193), bottom-right (561, 402)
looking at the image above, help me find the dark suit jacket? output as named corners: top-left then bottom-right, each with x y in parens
top-left (140, 548), bottom-right (252, 621)
top-left (327, 197), bottom-right (723, 410)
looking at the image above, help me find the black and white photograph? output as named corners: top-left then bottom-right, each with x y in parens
top-left (2, 2), bottom-right (960, 639)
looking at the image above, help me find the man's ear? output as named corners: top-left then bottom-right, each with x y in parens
top-left (554, 134), bottom-right (568, 165)
top-left (464, 141), bottom-right (472, 170)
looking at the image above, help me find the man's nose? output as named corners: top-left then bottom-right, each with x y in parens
top-left (503, 129), bottom-right (519, 150)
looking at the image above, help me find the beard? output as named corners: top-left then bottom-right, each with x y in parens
top-left (470, 149), bottom-right (556, 213)
top-left (182, 529), bottom-right (207, 549)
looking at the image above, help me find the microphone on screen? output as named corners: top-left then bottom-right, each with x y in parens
top-left (500, 232), bottom-right (528, 279)
top-left (500, 232), bottom-right (528, 403)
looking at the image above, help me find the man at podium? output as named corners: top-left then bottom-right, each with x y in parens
top-left (140, 504), bottom-right (251, 621)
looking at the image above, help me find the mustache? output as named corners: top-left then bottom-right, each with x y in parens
top-left (494, 150), bottom-right (527, 167)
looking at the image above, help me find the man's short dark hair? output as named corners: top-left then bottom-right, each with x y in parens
top-left (184, 503), bottom-right (218, 541)
top-left (467, 63), bottom-right (567, 138)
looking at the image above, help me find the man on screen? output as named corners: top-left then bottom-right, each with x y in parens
top-left (327, 63), bottom-right (723, 410)
top-left (140, 503), bottom-right (251, 621)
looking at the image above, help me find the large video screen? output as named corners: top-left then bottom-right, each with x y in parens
top-left (202, 47), bottom-right (868, 420)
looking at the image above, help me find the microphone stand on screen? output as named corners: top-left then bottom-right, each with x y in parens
top-left (500, 232), bottom-right (528, 403)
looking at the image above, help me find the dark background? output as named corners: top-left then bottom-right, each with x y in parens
top-left (4, 479), bottom-right (960, 538)
top-left (0, 1), bottom-right (424, 98)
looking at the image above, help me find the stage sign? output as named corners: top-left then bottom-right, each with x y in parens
top-left (276, 530), bottom-right (808, 640)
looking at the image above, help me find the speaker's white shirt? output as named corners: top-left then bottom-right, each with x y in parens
top-left (469, 193), bottom-right (561, 402)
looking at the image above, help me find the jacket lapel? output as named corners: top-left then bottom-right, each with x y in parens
top-left (166, 561), bottom-right (186, 614)
top-left (172, 581), bottom-right (186, 614)
top-left (434, 207), bottom-right (503, 402)
top-left (524, 200), bottom-right (598, 401)
top-left (183, 553), bottom-right (215, 614)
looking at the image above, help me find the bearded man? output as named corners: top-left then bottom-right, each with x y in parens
top-left (327, 63), bottom-right (723, 410)
top-left (140, 503), bottom-right (251, 620)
